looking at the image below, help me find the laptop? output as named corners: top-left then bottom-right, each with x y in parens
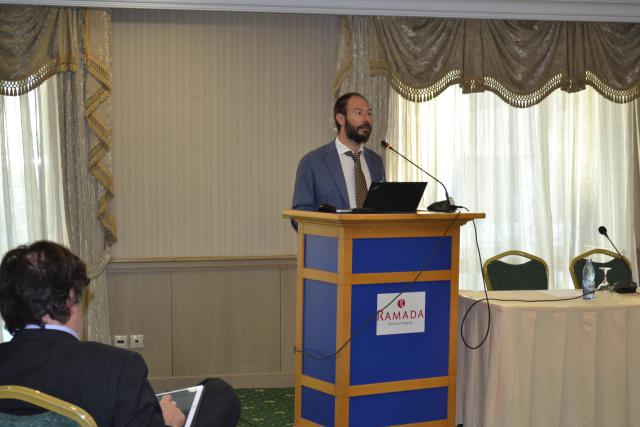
top-left (363, 182), bottom-right (427, 212)
top-left (156, 385), bottom-right (204, 427)
top-left (321, 182), bottom-right (427, 213)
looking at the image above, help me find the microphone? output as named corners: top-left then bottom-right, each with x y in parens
top-left (597, 225), bottom-right (637, 292)
top-left (381, 140), bottom-right (457, 213)
top-left (598, 226), bottom-right (623, 257)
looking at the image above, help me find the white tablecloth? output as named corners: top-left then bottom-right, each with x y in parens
top-left (457, 289), bottom-right (640, 427)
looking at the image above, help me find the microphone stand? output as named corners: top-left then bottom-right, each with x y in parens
top-left (598, 225), bottom-right (637, 292)
top-left (381, 140), bottom-right (457, 213)
top-left (598, 226), bottom-right (623, 258)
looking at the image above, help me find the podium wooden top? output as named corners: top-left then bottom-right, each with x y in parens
top-left (282, 209), bottom-right (485, 225)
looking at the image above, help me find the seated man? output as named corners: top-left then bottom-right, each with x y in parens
top-left (0, 241), bottom-right (240, 427)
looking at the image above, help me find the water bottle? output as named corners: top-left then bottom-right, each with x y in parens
top-left (582, 258), bottom-right (596, 300)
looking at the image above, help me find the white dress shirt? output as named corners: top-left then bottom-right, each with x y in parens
top-left (335, 138), bottom-right (372, 208)
top-left (24, 323), bottom-right (80, 340)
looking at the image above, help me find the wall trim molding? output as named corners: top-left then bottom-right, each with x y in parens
top-left (108, 255), bottom-right (296, 273)
top-left (2, 0), bottom-right (640, 22)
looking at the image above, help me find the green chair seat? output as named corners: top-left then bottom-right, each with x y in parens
top-left (0, 386), bottom-right (95, 427)
top-left (0, 410), bottom-right (81, 427)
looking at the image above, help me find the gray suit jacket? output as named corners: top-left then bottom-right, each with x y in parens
top-left (292, 142), bottom-right (386, 211)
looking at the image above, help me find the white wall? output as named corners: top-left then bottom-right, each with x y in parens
top-left (111, 9), bottom-right (340, 258)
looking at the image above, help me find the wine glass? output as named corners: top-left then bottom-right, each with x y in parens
top-left (598, 267), bottom-right (612, 293)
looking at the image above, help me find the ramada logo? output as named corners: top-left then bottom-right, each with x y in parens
top-left (377, 308), bottom-right (425, 321)
top-left (376, 291), bottom-right (425, 335)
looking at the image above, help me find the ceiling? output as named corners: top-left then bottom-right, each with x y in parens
top-left (1, 0), bottom-right (639, 22)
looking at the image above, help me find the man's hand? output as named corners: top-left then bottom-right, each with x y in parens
top-left (159, 394), bottom-right (186, 427)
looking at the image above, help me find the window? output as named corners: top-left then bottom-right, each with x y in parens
top-left (0, 76), bottom-right (69, 341)
top-left (387, 85), bottom-right (638, 290)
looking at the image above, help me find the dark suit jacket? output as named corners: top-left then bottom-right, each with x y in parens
top-left (0, 329), bottom-right (166, 426)
top-left (292, 141), bottom-right (386, 211)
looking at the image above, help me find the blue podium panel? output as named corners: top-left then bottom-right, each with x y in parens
top-left (349, 387), bottom-right (448, 427)
top-left (301, 386), bottom-right (335, 427)
top-left (302, 279), bottom-right (337, 383)
top-left (304, 235), bottom-right (338, 272)
top-left (352, 236), bottom-right (452, 273)
top-left (350, 281), bottom-right (451, 385)
top-left (287, 210), bottom-right (485, 427)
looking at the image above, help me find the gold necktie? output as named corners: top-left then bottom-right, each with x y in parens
top-left (345, 151), bottom-right (367, 208)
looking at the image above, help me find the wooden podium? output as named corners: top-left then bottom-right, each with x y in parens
top-left (282, 210), bottom-right (484, 427)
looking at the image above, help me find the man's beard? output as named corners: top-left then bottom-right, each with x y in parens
top-left (345, 120), bottom-right (371, 144)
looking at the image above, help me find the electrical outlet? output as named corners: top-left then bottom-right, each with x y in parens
top-left (114, 335), bottom-right (128, 348)
top-left (130, 334), bottom-right (144, 348)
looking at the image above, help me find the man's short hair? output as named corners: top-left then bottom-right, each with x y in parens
top-left (0, 241), bottom-right (89, 334)
top-left (334, 92), bottom-right (368, 131)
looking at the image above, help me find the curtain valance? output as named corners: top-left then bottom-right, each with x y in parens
top-left (370, 17), bottom-right (640, 107)
top-left (0, 7), bottom-right (78, 96)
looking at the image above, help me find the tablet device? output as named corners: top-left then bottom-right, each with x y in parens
top-left (156, 385), bottom-right (204, 427)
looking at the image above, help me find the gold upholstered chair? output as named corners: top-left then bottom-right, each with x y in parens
top-left (0, 385), bottom-right (96, 427)
top-left (570, 248), bottom-right (632, 289)
top-left (482, 250), bottom-right (549, 291)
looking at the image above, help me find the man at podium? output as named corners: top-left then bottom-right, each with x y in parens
top-left (292, 92), bottom-right (385, 212)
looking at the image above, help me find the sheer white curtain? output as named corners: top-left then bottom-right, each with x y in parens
top-left (387, 85), bottom-right (638, 290)
top-left (0, 76), bottom-right (69, 341)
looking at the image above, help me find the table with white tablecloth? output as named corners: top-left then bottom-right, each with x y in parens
top-left (457, 289), bottom-right (640, 427)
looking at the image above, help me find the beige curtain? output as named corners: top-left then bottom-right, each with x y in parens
top-left (0, 6), bottom-right (115, 343)
top-left (368, 17), bottom-right (640, 107)
top-left (387, 85), bottom-right (639, 289)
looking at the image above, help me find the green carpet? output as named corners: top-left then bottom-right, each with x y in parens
top-left (236, 387), bottom-right (294, 427)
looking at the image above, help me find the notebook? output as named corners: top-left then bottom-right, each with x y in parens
top-left (156, 385), bottom-right (204, 427)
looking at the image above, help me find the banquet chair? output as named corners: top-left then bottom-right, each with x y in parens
top-left (0, 385), bottom-right (96, 427)
top-left (570, 248), bottom-right (632, 289)
top-left (482, 250), bottom-right (549, 290)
